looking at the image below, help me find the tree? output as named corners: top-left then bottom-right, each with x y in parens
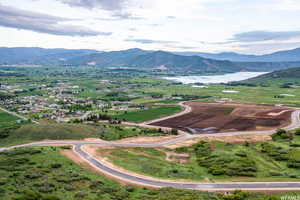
top-left (295, 128), bottom-right (300, 135)
top-left (171, 128), bottom-right (178, 135)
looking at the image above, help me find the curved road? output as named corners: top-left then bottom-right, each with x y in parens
top-left (1, 107), bottom-right (300, 190)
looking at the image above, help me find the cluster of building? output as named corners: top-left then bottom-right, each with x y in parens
top-left (0, 82), bottom-right (108, 123)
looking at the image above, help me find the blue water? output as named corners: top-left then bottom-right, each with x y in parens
top-left (163, 72), bottom-right (268, 84)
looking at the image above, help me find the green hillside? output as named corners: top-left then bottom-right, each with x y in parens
top-left (245, 67), bottom-right (300, 86)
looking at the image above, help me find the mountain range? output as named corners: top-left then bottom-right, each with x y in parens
top-left (1, 47), bottom-right (300, 73)
top-left (173, 47), bottom-right (300, 62)
top-left (0, 47), bottom-right (100, 65)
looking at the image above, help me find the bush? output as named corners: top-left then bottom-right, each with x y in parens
top-left (272, 129), bottom-right (290, 140)
top-left (269, 171), bottom-right (283, 176)
top-left (171, 128), bottom-right (178, 135)
top-left (260, 143), bottom-right (288, 161)
top-left (193, 141), bottom-right (212, 157)
top-left (222, 190), bottom-right (251, 200)
top-left (50, 163), bottom-right (62, 168)
top-left (199, 152), bottom-right (257, 177)
top-left (125, 186), bottom-right (135, 192)
top-left (74, 192), bottom-right (87, 199)
top-left (295, 128), bottom-right (300, 135)
top-left (235, 151), bottom-right (247, 157)
top-left (287, 149), bottom-right (300, 168)
top-left (0, 177), bottom-right (7, 185)
top-left (289, 143), bottom-right (300, 147)
top-left (175, 146), bottom-right (189, 153)
top-left (24, 172), bottom-right (43, 179)
top-left (64, 185), bottom-right (75, 191)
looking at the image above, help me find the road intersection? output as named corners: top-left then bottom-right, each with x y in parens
top-left (1, 106), bottom-right (300, 191)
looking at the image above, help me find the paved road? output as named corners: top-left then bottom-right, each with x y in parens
top-left (141, 102), bottom-right (191, 125)
top-left (1, 108), bottom-right (300, 190)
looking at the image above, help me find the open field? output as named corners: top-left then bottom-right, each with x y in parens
top-left (142, 84), bottom-right (300, 106)
top-left (113, 106), bottom-right (182, 123)
top-left (93, 132), bottom-right (300, 183)
top-left (151, 102), bottom-right (293, 134)
top-left (0, 123), bottom-right (164, 147)
top-left (0, 146), bottom-right (294, 199)
top-left (0, 111), bottom-right (20, 128)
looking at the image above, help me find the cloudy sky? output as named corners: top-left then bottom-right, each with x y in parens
top-left (0, 0), bottom-right (300, 54)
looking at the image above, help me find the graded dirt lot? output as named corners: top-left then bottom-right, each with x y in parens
top-left (151, 102), bottom-right (293, 134)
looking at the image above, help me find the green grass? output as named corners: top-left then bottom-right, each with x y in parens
top-left (100, 136), bottom-right (300, 182)
top-left (0, 147), bottom-right (211, 199)
top-left (0, 111), bottom-right (20, 128)
top-left (0, 146), bottom-right (289, 200)
top-left (106, 148), bottom-right (205, 181)
top-left (0, 123), bottom-right (165, 147)
top-left (77, 91), bottom-right (104, 98)
top-left (141, 84), bottom-right (300, 106)
top-left (114, 106), bottom-right (182, 123)
top-left (132, 98), bottom-right (179, 105)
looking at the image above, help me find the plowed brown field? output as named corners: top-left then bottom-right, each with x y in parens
top-left (151, 102), bottom-right (293, 134)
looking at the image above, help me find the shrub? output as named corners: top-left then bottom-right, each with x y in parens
top-left (89, 181), bottom-right (104, 189)
top-left (126, 186), bottom-right (135, 192)
top-left (199, 151), bottom-right (257, 177)
top-left (64, 185), bottom-right (75, 191)
top-left (222, 190), bottom-right (250, 200)
top-left (269, 171), bottom-right (283, 176)
top-left (235, 151), bottom-right (247, 157)
top-left (295, 128), bottom-right (300, 135)
top-left (175, 146), bottom-right (189, 153)
top-left (289, 143), bottom-right (300, 147)
top-left (272, 129), bottom-right (291, 141)
top-left (260, 143), bottom-right (288, 161)
top-left (0, 178), bottom-right (7, 185)
top-left (60, 146), bottom-right (71, 150)
top-left (14, 190), bottom-right (42, 200)
top-left (24, 172), bottom-right (43, 179)
top-left (74, 192), bottom-right (87, 199)
top-left (50, 163), bottom-right (62, 169)
top-left (171, 128), bottom-right (178, 135)
top-left (287, 149), bottom-right (300, 168)
top-left (193, 141), bottom-right (212, 157)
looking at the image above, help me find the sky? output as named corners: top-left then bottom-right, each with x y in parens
top-left (0, 0), bottom-right (300, 55)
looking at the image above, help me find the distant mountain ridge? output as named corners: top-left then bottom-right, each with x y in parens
top-left (173, 47), bottom-right (300, 62)
top-left (1, 47), bottom-right (300, 73)
top-left (0, 47), bottom-right (100, 65)
top-left (66, 49), bottom-right (300, 73)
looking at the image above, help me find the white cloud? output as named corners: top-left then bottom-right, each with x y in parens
top-left (0, 0), bottom-right (300, 54)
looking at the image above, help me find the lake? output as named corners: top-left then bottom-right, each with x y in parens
top-left (163, 72), bottom-right (268, 84)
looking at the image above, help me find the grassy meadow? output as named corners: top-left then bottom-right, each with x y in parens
top-left (141, 84), bottom-right (300, 106)
top-left (113, 106), bottom-right (182, 123)
top-left (0, 123), bottom-right (165, 147)
top-left (0, 146), bottom-right (293, 200)
top-left (99, 130), bottom-right (300, 182)
top-left (0, 111), bottom-right (20, 129)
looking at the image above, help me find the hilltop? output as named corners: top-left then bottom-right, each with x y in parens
top-left (1, 47), bottom-right (300, 73)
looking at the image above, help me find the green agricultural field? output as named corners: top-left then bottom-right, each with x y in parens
top-left (0, 123), bottom-right (165, 147)
top-left (113, 106), bottom-right (182, 123)
top-left (0, 111), bottom-right (20, 128)
top-left (0, 146), bottom-right (289, 200)
top-left (132, 98), bottom-right (179, 105)
top-left (100, 132), bottom-right (300, 182)
top-left (141, 84), bottom-right (300, 106)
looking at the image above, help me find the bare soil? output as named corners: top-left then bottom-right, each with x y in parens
top-left (151, 102), bottom-right (293, 134)
top-left (166, 134), bottom-right (272, 149)
top-left (115, 135), bottom-right (180, 144)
